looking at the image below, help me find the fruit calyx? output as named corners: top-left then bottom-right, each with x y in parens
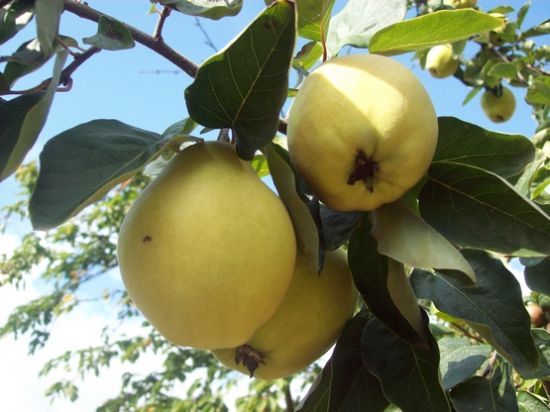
top-left (347, 149), bottom-right (379, 193)
top-left (234, 344), bottom-right (266, 377)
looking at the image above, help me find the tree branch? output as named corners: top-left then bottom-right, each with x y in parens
top-left (153, 6), bottom-right (172, 41)
top-left (63, 0), bottom-right (198, 78)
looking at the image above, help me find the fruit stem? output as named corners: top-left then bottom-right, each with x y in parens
top-left (347, 150), bottom-right (379, 193)
top-left (234, 344), bottom-right (266, 378)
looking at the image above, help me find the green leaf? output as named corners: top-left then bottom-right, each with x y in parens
top-left (29, 120), bottom-right (166, 230)
top-left (524, 258), bottom-right (550, 295)
top-left (184, 0), bottom-right (295, 160)
top-left (487, 62), bottom-right (519, 79)
top-left (3, 36), bottom-right (76, 86)
top-left (318, 205), bottom-right (361, 251)
top-left (264, 143), bottom-right (319, 275)
top-left (411, 250), bottom-right (541, 378)
top-left (292, 41), bottom-right (323, 72)
top-left (449, 361), bottom-right (518, 412)
top-left (526, 76), bottom-right (550, 106)
top-left (517, 3), bottom-right (530, 29)
top-left (420, 162), bottom-right (550, 257)
top-left (35, 0), bottom-right (63, 56)
top-left (517, 391), bottom-right (550, 412)
top-left (297, 314), bottom-right (389, 412)
top-left (0, 1), bottom-right (34, 45)
top-left (434, 117), bottom-right (535, 178)
top-left (297, 0), bottom-right (334, 42)
top-left (372, 200), bottom-right (475, 282)
top-left (438, 337), bottom-right (492, 391)
top-left (348, 215), bottom-right (427, 346)
top-left (0, 51), bottom-right (67, 182)
top-left (362, 313), bottom-right (451, 412)
top-left (531, 329), bottom-right (550, 376)
top-left (326, 0), bottom-right (407, 57)
top-left (462, 86), bottom-right (482, 105)
top-left (158, 0), bottom-right (242, 20)
top-left (83, 15), bottom-right (135, 50)
top-left (369, 9), bottom-right (504, 54)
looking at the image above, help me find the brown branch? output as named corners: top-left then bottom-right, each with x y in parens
top-left (63, 0), bottom-right (198, 78)
top-left (153, 6), bottom-right (171, 41)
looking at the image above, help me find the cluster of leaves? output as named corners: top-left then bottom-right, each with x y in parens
top-left (1, 0), bottom-right (550, 411)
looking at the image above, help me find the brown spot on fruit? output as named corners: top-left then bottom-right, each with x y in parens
top-left (142, 235), bottom-right (152, 242)
top-left (347, 149), bottom-right (379, 192)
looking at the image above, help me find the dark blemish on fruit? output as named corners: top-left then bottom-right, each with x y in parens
top-left (142, 235), bottom-right (152, 242)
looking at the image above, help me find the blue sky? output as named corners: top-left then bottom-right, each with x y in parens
top-left (0, 0), bottom-right (548, 410)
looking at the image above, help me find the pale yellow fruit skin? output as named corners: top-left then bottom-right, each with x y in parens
top-left (450, 0), bottom-right (477, 8)
top-left (117, 142), bottom-right (297, 350)
top-left (213, 249), bottom-right (358, 380)
top-left (481, 87), bottom-right (516, 123)
top-left (426, 44), bottom-right (459, 78)
top-left (287, 54), bottom-right (438, 212)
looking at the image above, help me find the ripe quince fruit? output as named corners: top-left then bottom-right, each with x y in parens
top-left (425, 44), bottom-right (459, 78)
top-left (481, 87), bottom-right (516, 123)
top-left (117, 141), bottom-right (297, 350)
top-left (213, 249), bottom-right (358, 379)
top-left (287, 54), bottom-right (438, 211)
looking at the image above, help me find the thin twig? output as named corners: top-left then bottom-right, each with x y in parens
top-left (153, 6), bottom-right (171, 41)
top-left (449, 321), bottom-right (485, 344)
top-left (0, 47), bottom-right (100, 96)
top-left (63, 0), bottom-right (198, 78)
top-left (481, 352), bottom-right (498, 378)
top-left (194, 17), bottom-right (218, 52)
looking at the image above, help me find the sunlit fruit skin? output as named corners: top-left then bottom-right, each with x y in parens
top-left (213, 249), bottom-right (358, 380)
top-left (287, 54), bottom-right (438, 212)
top-left (425, 44), bottom-right (459, 78)
top-left (451, 0), bottom-right (477, 8)
top-left (481, 87), bottom-right (516, 123)
top-left (117, 141), bottom-right (297, 350)
top-left (526, 304), bottom-right (545, 328)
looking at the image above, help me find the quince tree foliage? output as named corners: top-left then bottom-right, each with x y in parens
top-left (1, 0), bottom-right (549, 410)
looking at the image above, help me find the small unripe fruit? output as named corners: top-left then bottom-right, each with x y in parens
top-left (526, 304), bottom-right (545, 327)
top-left (481, 87), bottom-right (516, 123)
top-left (425, 44), bottom-right (459, 78)
top-left (451, 0), bottom-right (477, 8)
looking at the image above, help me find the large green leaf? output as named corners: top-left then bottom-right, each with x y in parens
top-left (524, 258), bottom-right (550, 295)
top-left (83, 15), bottom-right (135, 50)
top-left (372, 200), bottom-right (475, 282)
top-left (326, 0), bottom-right (406, 57)
top-left (297, 0), bottom-right (334, 42)
top-left (411, 250), bottom-right (541, 378)
top-left (435, 117), bottom-right (535, 178)
top-left (184, 0), bottom-right (295, 160)
top-left (0, 0), bottom-right (34, 45)
top-left (420, 162), bottom-right (550, 257)
top-left (362, 314), bottom-right (451, 412)
top-left (531, 329), bottom-right (550, 376)
top-left (35, 0), bottom-right (63, 56)
top-left (0, 51), bottom-right (67, 182)
top-left (29, 120), bottom-right (168, 230)
top-left (297, 314), bottom-right (389, 412)
top-left (369, 9), bottom-right (504, 54)
top-left (264, 143), bottom-right (319, 275)
top-left (517, 391), bottom-right (550, 412)
top-left (348, 215), bottom-right (426, 346)
top-left (449, 361), bottom-right (518, 412)
top-left (158, 0), bottom-right (242, 20)
top-left (438, 337), bottom-right (492, 391)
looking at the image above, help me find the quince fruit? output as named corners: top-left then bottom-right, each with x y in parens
top-left (481, 87), bottom-right (516, 123)
top-left (213, 249), bottom-right (358, 379)
top-left (425, 44), bottom-right (459, 78)
top-left (117, 141), bottom-right (297, 350)
top-left (287, 54), bottom-right (438, 211)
